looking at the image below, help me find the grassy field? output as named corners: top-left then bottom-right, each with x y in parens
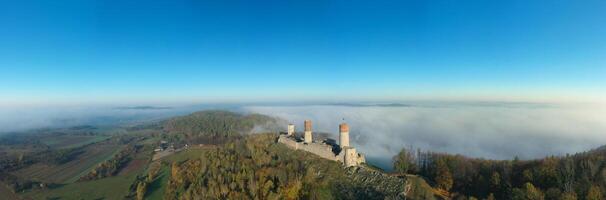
top-left (145, 164), bottom-right (170, 200)
top-left (118, 145), bottom-right (152, 176)
top-left (0, 145), bottom-right (38, 157)
top-left (15, 133), bottom-right (159, 200)
top-left (20, 144), bottom-right (150, 200)
top-left (13, 144), bottom-right (123, 183)
top-left (42, 135), bottom-right (110, 149)
top-left (160, 147), bottom-right (213, 164)
top-left (22, 170), bottom-right (140, 200)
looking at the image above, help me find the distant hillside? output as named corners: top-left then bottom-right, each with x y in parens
top-left (163, 110), bottom-right (278, 143)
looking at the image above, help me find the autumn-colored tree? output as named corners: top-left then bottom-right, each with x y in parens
top-left (486, 193), bottom-right (496, 200)
top-left (435, 159), bottom-right (453, 191)
top-left (406, 147), bottom-right (606, 200)
top-left (489, 172), bottom-right (501, 192)
top-left (136, 181), bottom-right (147, 200)
top-left (560, 192), bottom-right (578, 200)
top-left (512, 183), bottom-right (544, 200)
top-left (283, 179), bottom-right (302, 200)
top-left (170, 161), bottom-right (179, 177)
top-left (393, 148), bottom-right (417, 174)
top-left (544, 188), bottom-right (562, 200)
top-left (586, 185), bottom-right (603, 200)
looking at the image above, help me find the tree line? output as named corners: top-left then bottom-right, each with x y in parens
top-left (393, 146), bottom-right (606, 200)
top-left (79, 144), bottom-right (142, 181)
top-left (163, 110), bottom-right (277, 144)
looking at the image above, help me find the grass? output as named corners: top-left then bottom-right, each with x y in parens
top-left (145, 164), bottom-right (170, 200)
top-left (160, 148), bottom-right (208, 164)
top-left (118, 145), bottom-right (153, 176)
top-left (13, 144), bottom-right (123, 183)
top-left (42, 135), bottom-right (110, 149)
top-left (22, 170), bottom-right (140, 200)
top-left (66, 144), bottom-right (124, 183)
top-left (406, 175), bottom-right (439, 199)
top-left (21, 145), bottom-right (149, 200)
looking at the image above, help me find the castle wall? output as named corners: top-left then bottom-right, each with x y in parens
top-left (338, 147), bottom-right (366, 167)
top-left (298, 142), bottom-right (338, 161)
top-left (278, 135), bottom-right (299, 149)
top-left (278, 135), bottom-right (338, 161)
top-left (278, 121), bottom-right (365, 167)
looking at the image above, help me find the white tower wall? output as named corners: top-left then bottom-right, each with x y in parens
top-left (339, 123), bottom-right (350, 148)
top-left (287, 124), bottom-right (295, 136)
top-left (344, 147), bottom-right (358, 167)
top-left (304, 120), bottom-right (312, 143)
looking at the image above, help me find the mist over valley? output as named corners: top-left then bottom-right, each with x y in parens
top-left (3, 102), bottom-right (604, 171)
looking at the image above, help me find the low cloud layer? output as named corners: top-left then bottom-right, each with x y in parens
top-left (0, 105), bottom-right (210, 133)
top-left (243, 103), bottom-right (606, 169)
top-left (2, 102), bottom-right (605, 170)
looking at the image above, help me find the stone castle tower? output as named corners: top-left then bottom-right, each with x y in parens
top-left (277, 120), bottom-right (365, 167)
top-left (304, 120), bottom-right (312, 143)
top-left (340, 123), bottom-right (358, 167)
top-left (343, 147), bottom-right (359, 167)
top-left (287, 124), bottom-right (295, 136)
top-left (339, 123), bottom-right (350, 148)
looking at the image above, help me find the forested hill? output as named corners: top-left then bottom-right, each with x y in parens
top-left (163, 110), bottom-right (279, 143)
top-left (161, 110), bottom-right (438, 199)
top-left (393, 144), bottom-right (606, 200)
top-left (163, 133), bottom-right (437, 200)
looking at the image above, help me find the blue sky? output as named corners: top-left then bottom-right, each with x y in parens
top-left (1, 0), bottom-right (605, 105)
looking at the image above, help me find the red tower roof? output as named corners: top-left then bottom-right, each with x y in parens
top-left (339, 123), bottom-right (349, 132)
top-left (304, 120), bottom-right (312, 131)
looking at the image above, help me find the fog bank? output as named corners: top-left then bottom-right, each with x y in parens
top-left (0, 104), bottom-right (229, 133)
top-left (243, 103), bottom-right (606, 170)
top-left (2, 102), bottom-right (605, 170)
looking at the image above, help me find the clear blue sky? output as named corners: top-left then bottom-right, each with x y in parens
top-left (1, 0), bottom-right (605, 105)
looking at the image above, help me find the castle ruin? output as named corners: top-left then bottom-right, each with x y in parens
top-left (278, 120), bottom-right (366, 167)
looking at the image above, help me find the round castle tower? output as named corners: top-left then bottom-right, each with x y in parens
top-left (304, 120), bottom-right (312, 143)
top-left (339, 123), bottom-right (350, 148)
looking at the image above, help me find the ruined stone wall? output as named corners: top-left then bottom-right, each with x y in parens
top-left (278, 134), bottom-right (365, 166)
top-left (298, 142), bottom-right (338, 161)
top-left (278, 135), bottom-right (337, 161)
top-left (344, 167), bottom-right (412, 199)
top-left (339, 147), bottom-right (366, 167)
top-left (278, 135), bottom-right (299, 149)
top-left (358, 153), bottom-right (366, 164)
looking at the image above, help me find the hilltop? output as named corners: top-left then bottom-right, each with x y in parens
top-left (0, 110), bottom-right (437, 200)
top-left (163, 133), bottom-right (436, 199)
top-left (163, 110), bottom-right (279, 143)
